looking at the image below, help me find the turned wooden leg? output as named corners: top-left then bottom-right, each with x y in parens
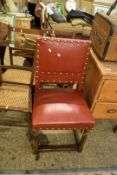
top-left (78, 130), bottom-right (88, 152)
top-left (73, 129), bottom-right (79, 151)
top-left (31, 131), bottom-right (39, 160)
top-left (9, 47), bottom-right (13, 65)
top-left (27, 114), bottom-right (32, 141)
top-left (113, 125), bottom-right (117, 133)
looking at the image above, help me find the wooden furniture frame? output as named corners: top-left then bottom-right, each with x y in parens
top-left (84, 49), bottom-right (117, 132)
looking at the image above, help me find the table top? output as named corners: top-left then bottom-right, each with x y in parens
top-left (90, 49), bottom-right (117, 77)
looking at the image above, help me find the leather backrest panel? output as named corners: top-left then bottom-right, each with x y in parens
top-left (35, 37), bottom-right (90, 90)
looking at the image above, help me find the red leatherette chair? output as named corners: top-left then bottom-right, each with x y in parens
top-left (29, 37), bottom-right (95, 160)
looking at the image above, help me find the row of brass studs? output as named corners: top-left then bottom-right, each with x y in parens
top-left (40, 72), bottom-right (81, 76)
top-left (39, 37), bottom-right (91, 44)
top-left (32, 127), bottom-right (92, 131)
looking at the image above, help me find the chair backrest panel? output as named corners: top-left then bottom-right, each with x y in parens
top-left (35, 37), bottom-right (90, 90)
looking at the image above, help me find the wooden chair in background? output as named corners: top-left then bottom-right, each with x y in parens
top-left (0, 54), bottom-right (35, 126)
top-left (7, 26), bottom-right (40, 66)
top-left (28, 37), bottom-right (95, 160)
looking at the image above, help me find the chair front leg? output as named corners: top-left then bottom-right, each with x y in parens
top-left (78, 130), bottom-right (89, 152)
top-left (31, 131), bottom-right (40, 160)
top-left (9, 47), bottom-right (13, 65)
top-left (27, 114), bottom-right (32, 141)
top-left (113, 125), bottom-right (117, 133)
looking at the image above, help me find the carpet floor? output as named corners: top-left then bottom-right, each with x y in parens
top-left (0, 111), bottom-right (117, 171)
top-left (1, 169), bottom-right (117, 175)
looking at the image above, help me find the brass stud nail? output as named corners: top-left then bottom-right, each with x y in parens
top-left (57, 53), bottom-right (61, 58)
top-left (48, 48), bottom-right (52, 53)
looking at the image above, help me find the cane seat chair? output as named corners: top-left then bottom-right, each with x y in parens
top-left (0, 23), bottom-right (34, 122)
top-left (29, 36), bottom-right (95, 160)
top-left (0, 35), bottom-right (35, 126)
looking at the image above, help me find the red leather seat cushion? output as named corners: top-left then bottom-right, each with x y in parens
top-left (32, 89), bottom-right (95, 130)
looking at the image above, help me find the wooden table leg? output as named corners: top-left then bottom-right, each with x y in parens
top-left (0, 46), bottom-right (6, 65)
top-left (113, 125), bottom-right (117, 133)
